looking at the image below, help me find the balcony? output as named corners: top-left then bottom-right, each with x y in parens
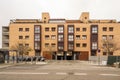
top-left (2, 39), bottom-right (9, 43)
top-left (2, 32), bottom-right (9, 35)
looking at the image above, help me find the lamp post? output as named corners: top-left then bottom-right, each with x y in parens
top-left (98, 49), bottom-right (101, 65)
top-left (16, 50), bottom-right (19, 63)
top-left (12, 52), bottom-right (15, 64)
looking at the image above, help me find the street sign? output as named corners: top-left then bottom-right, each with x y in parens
top-left (98, 49), bottom-right (101, 54)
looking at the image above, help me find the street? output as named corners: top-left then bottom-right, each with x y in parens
top-left (0, 61), bottom-right (120, 80)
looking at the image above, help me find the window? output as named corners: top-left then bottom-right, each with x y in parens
top-left (58, 26), bottom-right (63, 33)
top-left (58, 43), bottom-right (64, 50)
top-left (35, 26), bottom-right (40, 33)
top-left (25, 36), bottom-right (29, 39)
top-left (92, 27), bottom-right (97, 33)
top-left (25, 28), bottom-right (29, 31)
top-left (103, 52), bottom-right (107, 55)
top-left (109, 27), bottom-right (113, 31)
top-left (109, 35), bottom-right (114, 39)
top-left (35, 34), bottom-right (40, 41)
top-left (91, 34), bottom-right (98, 42)
top-left (19, 44), bottom-right (23, 47)
top-left (76, 28), bottom-right (80, 31)
top-left (51, 35), bottom-right (56, 40)
top-left (51, 43), bottom-right (56, 47)
top-left (109, 52), bottom-right (113, 55)
top-left (91, 51), bottom-right (97, 56)
top-left (19, 36), bottom-right (23, 39)
top-left (92, 42), bottom-right (97, 49)
top-left (103, 27), bottom-right (107, 31)
top-left (19, 28), bottom-right (23, 32)
top-left (76, 35), bottom-right (80, 40)
top-left (68, 35), bottom-right (74, 41)
top-left (83, 28), bottom-right (86, 32)
top-left (82, 35), bottom-right (87, 40)
top-left (76, 43), bottom-right (80, 47)
top-left (44, 17), bottom-right (46, 19)
top-left (102, 35), bottom-right (107, 40)
top-left (82, 43), bottom-right (87, 47)
top-left (45, 43), bottom-right (49, 47)
top-left (58, 46), bottom-right (63, 49)
top-left (51, 27), bottom-right (56, 31)
top-left (109, 44), bottom-right (113, 48)
top-left (68, 43), bottom-right (74, 49)
top-left (45, 35), bottom-right (49, 39)
top-left (103, 44), bottom-right (106, 48)
top-left (45, 27), bottom-right (49, 31)
top-left (35, 42), bottom-right (40, 49)
top-left (68, 27), bottom-right (74, 33)
top-left (25, 44), bottom-right (29, 47)
top-left (103, 51), bottom-right (113, 55)
top-left (58, 35), bottom-right (63, 41)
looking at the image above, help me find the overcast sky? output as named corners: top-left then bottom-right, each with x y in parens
top-left (0, 0), bottom-right (120, 48)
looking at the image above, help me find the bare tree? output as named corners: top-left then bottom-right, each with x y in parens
top-left (44, 45), bottom-right (56, 60)
top-left (101, 39), bottom-right (120, 55)
top-left (10, 42), bottom-right (32, 57)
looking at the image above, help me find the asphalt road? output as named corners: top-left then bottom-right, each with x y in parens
top-left (0, 61), bottom-right (120, 80)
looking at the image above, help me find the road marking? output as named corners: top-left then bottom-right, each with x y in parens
top-left (0, 72), bottom-right (49, 75)
top-left (56, 72), bottom-right (67, 75)
top-left (74, 73), bottom-right (87, 75)
top-left (100, 74), bottom-right (120, 77)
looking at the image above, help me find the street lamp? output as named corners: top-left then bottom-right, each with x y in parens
top-left (98, 49), bottom-right (101, 65)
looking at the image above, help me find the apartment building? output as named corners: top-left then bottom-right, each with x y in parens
top-left (2, 12), bottom-right (120, 60)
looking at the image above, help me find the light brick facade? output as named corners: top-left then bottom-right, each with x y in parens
top-left (2, 12), bottom-right (120, 60)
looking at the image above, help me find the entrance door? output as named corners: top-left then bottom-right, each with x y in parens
top-left (79, 51), bottom-right (89, 60)
top-left (43, 52), bottom-right (52, 60)
top-left (0, 52), bottom-right (4, 63)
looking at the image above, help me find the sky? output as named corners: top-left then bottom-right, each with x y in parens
top-left (0, 0), bottom-right (120, 48)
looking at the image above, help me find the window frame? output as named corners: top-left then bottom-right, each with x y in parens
top-left (58, 27), bottom-right (64, 33)
top-left (76, 35), bottom-right (80, 40)
top-left (109, 27), bottom-right (113, 31)
top-left (92, 27), bottom-right (98, 33)
top-left (102, 35), bottom-right (107, 40)
top-left (82, 28), bottom-right (87, 32)
top-left (51, 43), bottom-right (56, 47)
top-left (82, 43), bottom-right (87, 47)
top-left (103, 27), bottom-right (107, 31)
top-left (51, 35), bottom-right (56, 40)
top-left (82, 35), bottom-right (87, 40)
top-left (19, 28), bottom-right (23, 32)
top-left (25, 44), bottom-right (29, 47)
top-left (25, 28), bottom-right (29, 32)
top-left (19, 36), bottom-right (23, 39)
top-left (68, 35), bottom-right (74, 41)
top-left (92, 42), bottom-right (97, 49)
top-left (45, 35), bottom-right (49, 40)
top-left (58, 35), bottom-right (63, 41)
top-left (76, 28), bottom-right (80, 31)
top-left (45, 27), bottom-right (49, 31)
top-left (25, 35), bottom-right (29, 39)
top-left (51, 27), bottom-right (56, 31)
top-left (76, 43), bottom-right (80, 47)
top-left (68, 26), bottom-right (74, 33)
top-left (45, 43), bottom-right (49, 47)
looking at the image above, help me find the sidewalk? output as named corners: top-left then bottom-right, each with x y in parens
top-left (0, 61), bottom-right (48, 69)
top-left (0, 64), bottom-right (13, 69)
top-left (0, 60), bottom-right (107, 69)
